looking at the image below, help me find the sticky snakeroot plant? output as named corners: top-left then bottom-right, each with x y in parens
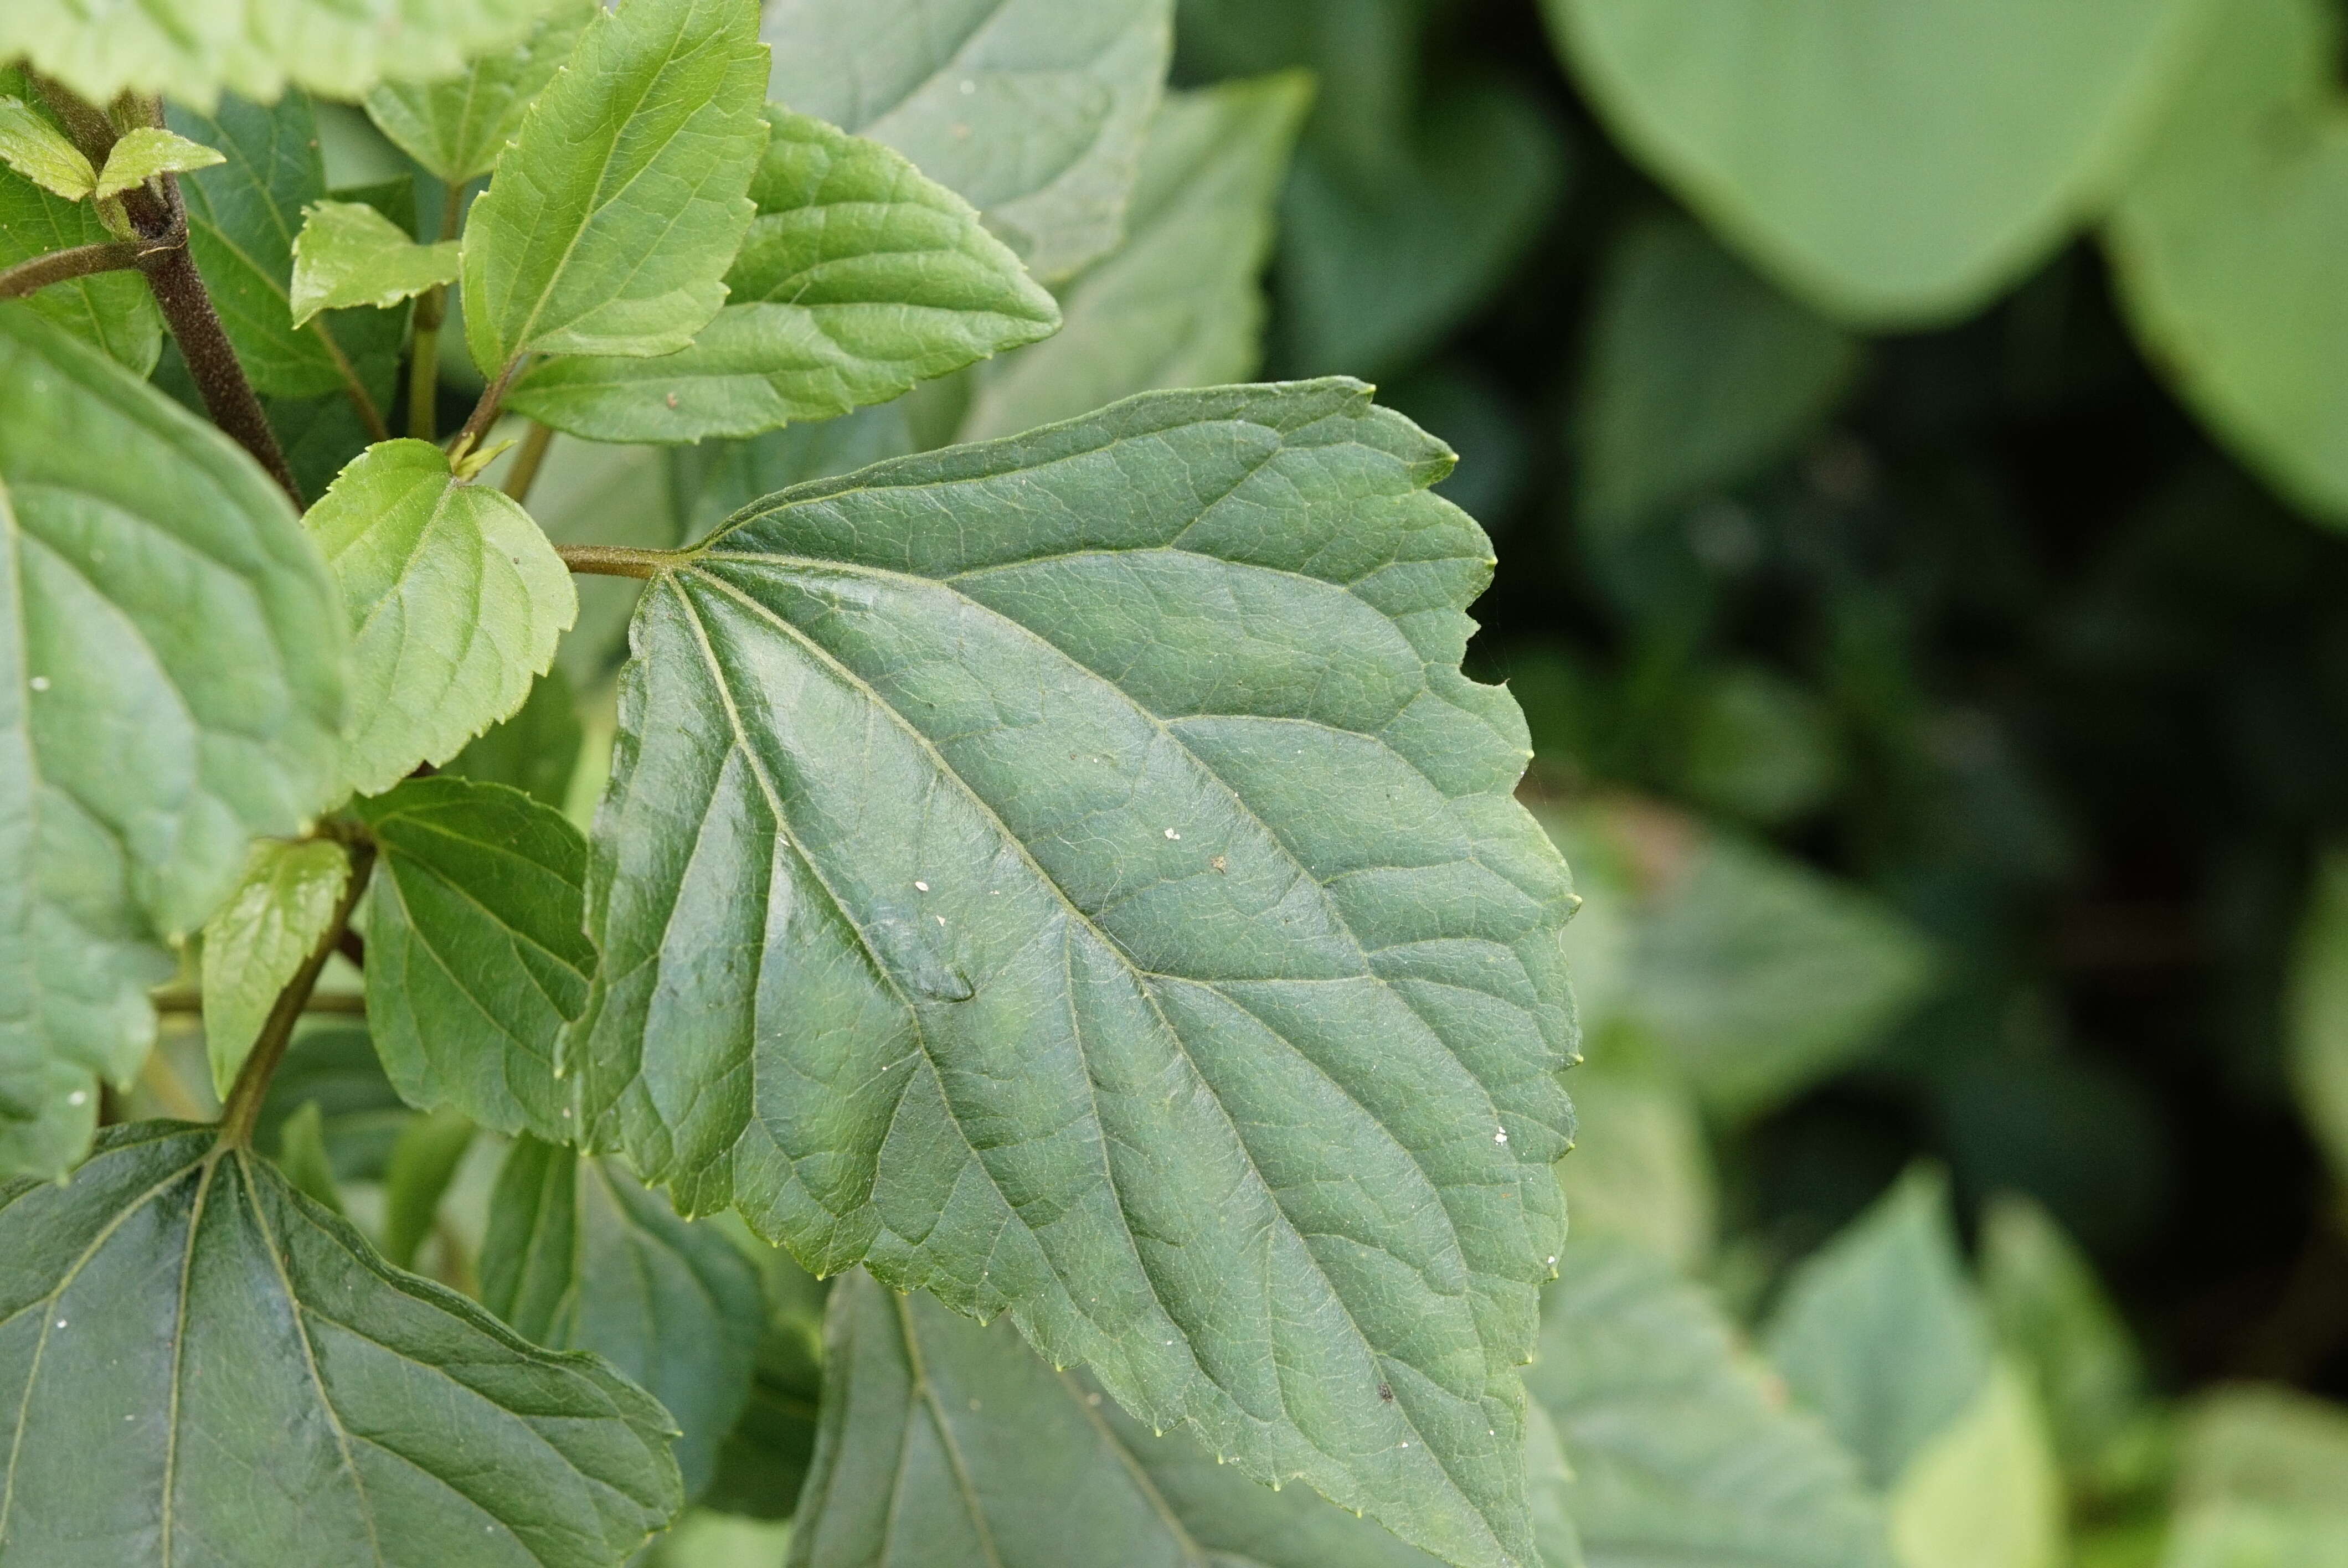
top-left (0, 2), bottom-right (1608, 1564)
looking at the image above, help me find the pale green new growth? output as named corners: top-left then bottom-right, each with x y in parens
top-left (199, 837), bottom-right (353, 1097)
top-left (91, 127), bottom-right (224, 199)
top-left (367, 0), bottom-right (599, 185)
top-left (573, 379), bottom-right (1575, 1568)
top-left (483, 1137), bottom-right (766, 1497)
top-left (0, 95), bottom-right (95, 199)
top-left (306, 439), bottom-right (575, 797)
top-left (960, 72), bottom-right (1311, 441)
top-left (0, 83), bottom-right (162, 373)
top-left (763, 0), bottom-right (1173, 282)
top-left (507, 105), bottom-right (1061, 443)
top-left (0, 312), bottom-right (345, 1179)
top-left (290, 200), bottom-right (461, 327)
top-left (0, 1123), bottom-right (683, 1564)
top-left (461, 0), bottom-right (769, 373)
top-left (791, 1271), bottom-right (1455, 1568)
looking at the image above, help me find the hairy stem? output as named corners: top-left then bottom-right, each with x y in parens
top-left (503, 421), bottom-right (555, 504)
top-left (455, 354), bottom-right (526, 456)
top-left (217, 842), bottom-right (377, 1146)
top-left (146, 240), bottom-right (304, 505)
top-left (558, 543), bottom-right (684, 578)
top-left (0, 239), bottom-right (146, 300)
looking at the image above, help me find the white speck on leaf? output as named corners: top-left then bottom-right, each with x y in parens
top-left (66, 1090), bottom-right (87, 1106)
top-left (1165, 828), bottom-right (1180, 840)
top-left (1495, 1129), bottom-right (1507, 1144)
top-left (28, 676), bottom-right (48, 692)
top-left (914, 880), bottom-right (929, 891)
top-left (959, 78), bottom-right (976, 94)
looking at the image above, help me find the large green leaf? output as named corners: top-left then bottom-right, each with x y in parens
top-left (354, 776), bottom-right (596, 1142)
top-left (1543, 0), bottom-right (2214, 326)
top-left (483, 1136), bottom-right (766, 1499)
top-left (2105, 0), bottom-right (2348, 523)
top-left (365, 0), bottom-right (599, 186)
top-left (791, 1270), bottom-right (1454, 1568)
top-left (1531, 1239), bottom-right (1894, 1568)
top-left (573, 380), bottom-right (1576, 1568)
top-left (0, 1121), bottom-right (681, 1564)
top-left (959, 73), bottom-right (1310, 442)
top-left (306, 439), bottom-right (575, 797)
top-left (198, 836), bottom-right (354, 1097)
top-left (0, 0), bottom-right (565, 112)
top-left (0, 73), bottom-right (162, 374)
top-left (762, 0), bottom-right (1172, 283)
top-left (168, 92), bottom-right (406, 405)
top-left (0, 311), bottom-right (345, 1177)
top-left (1574, 214), bottom-right (1861, 535)
top-left (461, 0), bottom-right (768, 374)
top-left (508, 104), bottom-right (1060, 443)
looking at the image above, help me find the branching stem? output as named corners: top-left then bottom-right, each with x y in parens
top-left (217, 841), bottom-right (377, 1147)
top-left (0, 240), bottom-right (146, 300)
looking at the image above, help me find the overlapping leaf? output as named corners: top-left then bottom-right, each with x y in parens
top-left (508, 105), bottom-right (1060, 443)
top-left (291, 200), bottom-right (461, 326)
top-left (762, 0), bottom-right (1172, 282)
top-left (573, 380), bottom-right (1577, 1568)
top-left (461, 0), bottom-right (768, 373)
top-left (0, 312), bottom-right (344, 1177)
top-left (791, 1271), bottom-right (1455, 1568)
top-left (1544, 0), bottom-right (2215, 324)
top-left (306, 439), bottom-right (574, 796)
top-left (356, 777), bottom-right (596, 1142)
top-left (367, 0), bottom-right (599, 185)
top-left (483, 1136), bottom-right (766, 1497)
top-left (0, 1122), bottom-right (681, 1564)
top-left (959, 73), bottom-right (1310, 441)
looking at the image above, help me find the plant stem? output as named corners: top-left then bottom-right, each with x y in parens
top-left (503, 421), bottom-right (556, 504)
top-left (0, 239), bottom-right (148, 300)
top-left (409, 183), bottom-right (467, 441)
top-left (152, 991), bottom-right (367, 1017)
top-left (557, 543), bottom-right (683, 578)
top-left (146, 239), bottom-right (304, 505)
top-left (455, 354), bottom-right (526, 456)
top-left (217, 842), bottom-right (376, 1146)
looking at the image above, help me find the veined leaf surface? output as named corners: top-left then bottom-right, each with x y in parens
top-left (366, 0), bottom-right (599, 186)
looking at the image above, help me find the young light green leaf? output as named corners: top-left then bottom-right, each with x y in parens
top-left (0, 105), bottom-right (163, 372)
top-left (461, 0), bottom-right (768, 373)
top-left (1887, 1363), bottom-right (2065, 1568)
top-left (168, 93), bottom-right (406, 403)
top-left (2106, 0), bottom-right (2348, 523)
top-left (365, 0), bottom-right (599, 185)
top-left (1543, 0), bottom-right (2214, 326)
top-left (1531, 1239), bottom-right (1894, 1568)
top-left (90, 126), bottom-right (224, 199)
top-left (306, 439), bottom-right (575, 797)
top-left (506, 105), bottom-right (1060, 443)
top-left (274, 1097), bottom-right (346, 1213)
top-left (198, 836), bottom-right (353, 1097)
top-left (356, 776), bottom-right (596, 1142)
top-left (379, 1104), bottom-right (476, 1271)
top-left (0, 0), bottom-right (569, 114)
top-left (959, 73), bottom-right (1310, 442)
top-left (0, 312), bottom-right (344, 1178)
top-left (574, 379), bottom-right (1576, 1568)
top-left (1575, 214), bottom-right (1861, 534)
top-left (483, 1136), bottom-right (766, 1499)
top-left (764, 0), bottom-right (1173, 283)
top-left (1767, 1168), bottom-right (1995, 1489)
top-left (0, 95), bottom-right (95, 199)
top-left (791, 1270), bottom-right (1455, 1568)
top-left (0, 1122), bottom-right (682, 1564)
top-left (446, 664), bottom-right (586, 809)
top-left (290, 200), bottom-right (461, 327)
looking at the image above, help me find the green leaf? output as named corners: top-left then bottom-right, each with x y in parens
top-left (168, 93), bottom-right (407, 403)
top-left (354, 776), bottom-right (596, 1143)
top-left (1575, 214), bottom-right (1861, 534)
top-left (491, 435), bottom-right (686, 690)
top-left (483, 1136), bottom-right (767, 1499)
top-left (669, 401), bottom-right (916, 544)
top-left (290, 200), bottom-right (461, 327)
top-left (461, 0), bottom-right (768, 373)
top-left (380, 1104), bottom-right (476, 1271)
top-left (650, 1513), bottom-right (798, 1567)
top-left (446, 664), bottom-right (586, 809)
top-left (506, 104), bottom-right (1060, 443)
top-left (1550, 1067), bottom-right (1714, 1275)
top-left (1886, 1363), bottom-right (2065, 1568)
top-left (2105, 0), bottom-right (2348, 523)
top-left (700, 1222), bottom-right (827, 1520)
top-left (198, 836), bottom-right (353, 1097)
top-left (306, 439), bottom-right (575, 797)
top-left (0, 1122), bottom-right (682, 1562)
top-left (365, 0), bottom-right (599, 186)
top-left (1530, 1238), bottom-right (1894, 1568)
top-left (959, 73), bottom-right (1310, 442)
top-left (0, 0), bottom-right (569, 114)
top-left (0, 94), bottom-right (94, 199)
top-left (91, 126), bottom-right (224, 199)
top-left (1543, 0), bottom-right (2214, 326)
top-left (0, 97), bottom-right (163, 373)
top-left (0, 311), bottom-right (345, 1177)
top-left (254, 1023), bottom-right (413, 1180)
top-left (574, 379), bottom-right (1575, 1568)
top-left (791, 1270), bottom-right (1456, 1568)
top-left (1766, 1168), bottom-right (1995, 1489)
top-left (763, 0), bottom-right (1173, 283)
top-left (274, 1098), bottom-right (347, 1213)
top-left (2287, 847), bottom-right (2348, 1180)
